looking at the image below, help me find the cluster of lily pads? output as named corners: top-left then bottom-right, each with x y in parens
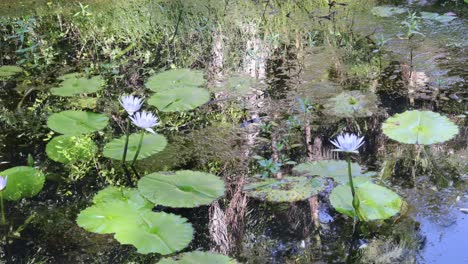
top-left (244, 109), bottom-right (459, 222)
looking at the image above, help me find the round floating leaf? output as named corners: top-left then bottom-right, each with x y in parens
top-left (0, 166), bottom-right (45, 201)
top-left (103, 133), bottom-right (167, 161)
top-left (77, 186), bottom-right (193, 255)
top-left (51, 73), bottom-right (104, 96)
top-left (145, 69), bottom-right (205, 92)
top-left (324, 91), bottom-right (378, 118)
top-left (138, 170), bottom-right (225, 208)
top-left (420, 12), bottom-right (456, 23)
top-left (158, 251), bottom-right (236, 264)
top-left (0, 65), bottom-right (23, 78)
top-left (382, 110), bottom-right (459, 145)
top-left (213, 75), bottom-right (259, 96)
top-left (47, 110), bottom-right (109, 135)
top-left (114, 211), bottom-right (194, 255)
top-left (244, 176), bottom-right (325, 203)
top-left (330, 181), bottom-right (403, 221)
top-left (293, 160), bottom-right (376, 184)
top-left (46, 135), bottom-right (97, 164)
top-left (148, 87), bottom-right (210, 112)
top-left (371, 6), bottom-right (408, 17)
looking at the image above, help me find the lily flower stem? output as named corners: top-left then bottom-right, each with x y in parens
top-left (0, 192), bottom-right (5, 224)
top-left (122, 120), bottom-right (131, 164)
top-left (131, 130), bottom-right (145, 167)
top-left (346, 153), bottom-right (359, 221)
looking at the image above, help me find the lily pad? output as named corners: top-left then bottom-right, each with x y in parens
top-left (244, 176), bottom-right (325, 203)
top-left (46, 135), bottom-right (97, 164)
top-left (145, 69), bottom-right (205, 92)
top-left (47, 110), bottom-right (109, 135)
top-left (382, 110), bottom-right (459, 145)
top-left (138, 170), bottom-right (225, 208)
top-left (213, 75), bottom-right (259, 96)
top-left (324, 91), bottom-right (378, 118)
top-left (148, 87), bottom-right (210, 112)
top-left (330, 181), bottom-right (402, 221)
top-left (0, 166), bottom-right (45, 201)
top-left (0, 65), bottom-right (23, 78)
top-left (420, 12), bottom-right (456, 23)
top-left (51, 73), bottom-right (104, 97)
top-left (371, 6), bottom-right (408, 17)
top-left (158, 251), bottom-right (236, 264)
top-left (103, 133), bottom-right (167, 161)
top-left (293, 160), bottom-right (376, 184)
top-left (76, 186), bottom-right (194, 254)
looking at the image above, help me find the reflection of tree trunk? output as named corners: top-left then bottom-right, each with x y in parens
top-left (306, 123), bottom-right (322, 246)
top-left (209, 201), bottom-right (230, 254)
top-left (305, 120), bottom-right (314, 161)
top-left (271, 133), bottom-right (282, 179)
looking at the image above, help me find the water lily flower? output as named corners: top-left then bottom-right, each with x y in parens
top-left (120, 95), bottom-right (143, 115)
top-left (330, 133), bottom-right (364, 153)
top-left (0, 176), bottom-right (6, 191)
top-left (129, 111), bottom-right (159, 134)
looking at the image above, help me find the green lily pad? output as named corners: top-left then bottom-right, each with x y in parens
top-left (76, 186), bottom-right (193, 254)
top-left (382, 110), bottom-right (459, 145)
top-left (51, 73), bottom-right (104, 97)
top-left (213, 75), bottom-right (259, 96)
top-left (293, 160), bottom-right (376, 184)
top-left (138, 170), bottom-right (225, 208)
top-left (46, 135), bottom-right (97, 164)
top-left (0, 65), bottom-right (23, 78)
top-left (47, 110), bottom-right (109, 135)
top-left (371, 6), bottom-right (408, 17)
top-left (244, 176), bottom-right (325, 203)
top-left (102, 133), bottom-right (167, 161)
top-left (330, 181), bottom-right (403, 221)
top-left (148, 87), bottom-right (210, 112)
top-left (420, 12), bottom-right (456, 23)
top-left (324, 91), bottom-right (378, 118)
top-left (145, 69), bottom-right (205, 92)
top-left (0, 166), bottom-right (45, 201)
top-left (158, 251), bottom-right (236, 264)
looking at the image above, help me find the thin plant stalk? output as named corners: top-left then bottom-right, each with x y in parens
top-left (122, 120), bottom-right (131, 163)
top-left (0, 192), bottom-right (5, 224)
top-left (131, 130), bottom-right (145, 166)
top-left (346, 153), bottom-right (359, 221)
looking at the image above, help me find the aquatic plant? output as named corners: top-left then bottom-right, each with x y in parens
top-left (138, 170), bottom-right (225, 208)
top-left (324, 91), bottom-right (378, 118)
top-left (128, 111), bottom-right (160, 165)
top-left (50, 73), bottom-right (104, 97)
top-left (103, 133), bottom-right (167, 161)
top-left (119, 95), bottom-right (143, 162)
top-left (244, 176), bottom-right (325, 203)
top-left (145, 69), bottom-right (210, 112)
top-left (158, 251), bottom-right (236, 264)
top-left (420, 12), bottom-right (456, 23)
top-left (76, 186), bottom-right (194, 254)
top-left (293, 160), bottom-right (376, 184)
top-left (0, 65), bottom-right (23, 78)
top-left (0, 166), bottom-right (45, 201)
top-left (371, 6), bottom-right (408, 18)
top-left (382, 110), bottom-right (459, 145)
top-left (47, 110), bottom-right (109, 135)
top-left (0, 176), bottom-right (7, 224)
top-left (400, 12), bottom-right (424, 79)
top-left (255, 157), bottom-right (282, 178)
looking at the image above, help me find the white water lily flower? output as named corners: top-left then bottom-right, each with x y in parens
top-left (129, 111), bottom-right (159, 134)
top-left (0, 176), bottom-right (7, 191)
top-left (120, 95), bottom-right (143, 115)
top-left (330, 133), bottom-right (364, 153)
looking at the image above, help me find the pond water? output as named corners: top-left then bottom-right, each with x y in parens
top-left (0, 0), bottom-right (466, 263)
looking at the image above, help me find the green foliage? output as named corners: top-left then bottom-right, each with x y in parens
top-left (324, 91), bottom-right (378, 118)
top-left (138, 170), bottom-right (225, 208)
top-left (0, 166), bottom-right (45, 201)
top-left (0, 65), bottom-right (23, 78)
top-left (158, 251), bottom-right (236, 264)
top-left (244, 176), bottom-right (325, 203)
top-left (145, 69), bottom-right (205, 92)
top-left (46, 135), bottom-right (97, 164)
top-left (420, 12), bottom-right (456, 23)
top-left (293, 160), bottom-right (376, 184)
top-left (148, 87), bottom-right (210, 112)
top-left (47, 110), bottom-right (109, 135)
top-left (371, 6), bottom-right (408, 17)
top-left (330, 181), bottom-right (403, 221)
top-left (255, 157), bottom-right (282, 178)
top-left (382, 110), bottom-right (459, 145)
top-left (212, 75), bottom-right (259, 96)
top-left (103, 133), bottom-right (167, 161)
top-left (51, 73), bottom-right (104, 97)
top-left (76, 186), bottom-right (194, 255)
